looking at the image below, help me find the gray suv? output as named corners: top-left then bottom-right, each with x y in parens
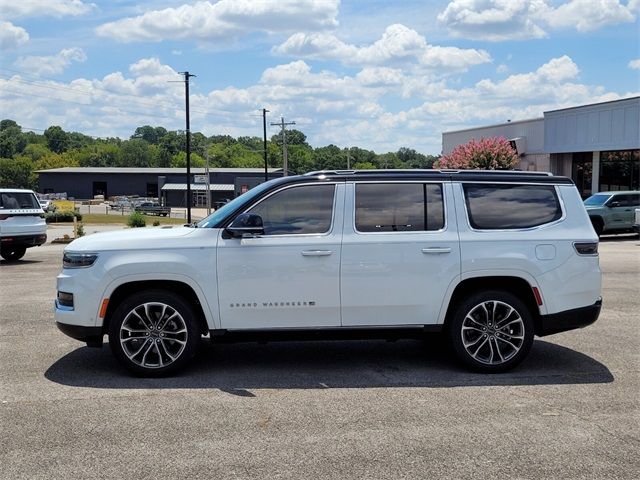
top-left (584, 191), bottom-right (640, 236)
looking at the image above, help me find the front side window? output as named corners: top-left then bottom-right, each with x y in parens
top-left (247, 184), bottom-right (335, 235)
top-left (463, 184), bottom-right (562, 230)
top-left (355, 183), bottom-right (444, 232)
top-left (611, 194), bottom-right (640, 207)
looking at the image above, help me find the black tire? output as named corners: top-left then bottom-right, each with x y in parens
top-left (591, 218), bottom-right (603, 237)
top-left (447, 290), bottom-right (534, 373)
top-left (108, 289), bottom-right (201, 376)
top-left (1, 246), bottom-right (27, 261)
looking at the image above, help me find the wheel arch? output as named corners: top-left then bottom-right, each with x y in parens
top-left (442, 275), bottom-right (544, 336)
top-left (102, 279), bottom-right (212, 335)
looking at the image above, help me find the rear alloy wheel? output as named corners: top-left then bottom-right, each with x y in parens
top-left (449, 290), bottom-right (534, 373)
top-left (109, 290), bottom-right (200, 376)
top-left (1, 247), bottom-right (26, 261)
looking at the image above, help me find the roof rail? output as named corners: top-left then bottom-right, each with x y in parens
top-left (304, 169), bottom-right (554, 176)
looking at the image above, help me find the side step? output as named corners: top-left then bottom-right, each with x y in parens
top-left (209, 325), bottom-right (442, 344)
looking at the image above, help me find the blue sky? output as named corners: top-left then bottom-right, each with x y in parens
top-left (1, 0), bottom-right (638, 154)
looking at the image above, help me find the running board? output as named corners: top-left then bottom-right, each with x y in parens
top-left (209, 325), bottom-right (442, 343)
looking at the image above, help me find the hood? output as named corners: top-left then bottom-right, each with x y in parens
top-left (65, 226), bottom-right (198, 252)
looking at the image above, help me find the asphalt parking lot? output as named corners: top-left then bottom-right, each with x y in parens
top-left (1, 235), bottom-right (639, 479)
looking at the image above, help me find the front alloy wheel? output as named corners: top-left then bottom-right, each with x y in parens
top-left (449, 291), bottom-right (534, 373)
top-left (109, 290), bottom-right (200, 376)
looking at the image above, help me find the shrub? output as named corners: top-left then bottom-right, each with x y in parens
top-left (152, 220), bottom-right (160, 226)
top-left (45, 210), bottom-right (76, 223)
top-left (75, 222), bottom-right (85, 237)
top-left (127, 211), bottom-right (146, 228)
top-left (436, 137), bottom-right (518, 170)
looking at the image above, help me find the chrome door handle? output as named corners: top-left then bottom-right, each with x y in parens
top-left (301, 250), bottom-right (333, 256)
top-left (421, 247), bottom-right (451, 254)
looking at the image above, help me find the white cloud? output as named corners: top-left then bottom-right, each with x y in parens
top-left (96, 0), bottom-right (339, 43)
top-left (629, 59), bottom-right (640, 69)
top-left (0, 0), bottom-right (93, 19)
top-left (437, 0), bottom-right (548, 41)
top-left (274, 24), bottom-right (491, 71)
top-left (1, 56), bottom-right (636, 155)
top-left (438, 0), bottom-right (638, 40)
top-left (0, 21), bottom-right (29, 50)
top-left (14, 48), bottom-right (87, 76)
top-left (496, 64), bottom-right (509, 74)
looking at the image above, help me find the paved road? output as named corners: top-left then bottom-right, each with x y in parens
top-left (1, 236), bottom-right (638, 479)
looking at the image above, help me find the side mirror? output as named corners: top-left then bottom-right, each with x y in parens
top-left (608, 201), bottom-right (620, 208)
top-left (225, 213), bottom-right (264, 238)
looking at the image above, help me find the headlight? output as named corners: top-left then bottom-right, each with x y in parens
top-left (63, 252), bottom-right (99, 268)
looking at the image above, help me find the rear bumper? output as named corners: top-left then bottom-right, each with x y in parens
top-left (0, 233), bottom-right (47, 248)
top-left (537, 299), bottom-right (602, 336)
top-left (56, 322), bottom-right (103, 347)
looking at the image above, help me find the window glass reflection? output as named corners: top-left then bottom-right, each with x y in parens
top-left (463, 184), bottom-right (562, 229)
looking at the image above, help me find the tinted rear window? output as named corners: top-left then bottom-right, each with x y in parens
top-left (0, 192), bottom-right (40, 210)
top-left (463, 184), bottom-right (562, 230)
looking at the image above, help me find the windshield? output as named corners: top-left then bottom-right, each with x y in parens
top-left (196, 179), bottom-right (279, 228)
top-left (584, 194), bottom-right (612, 206)
top-left (0, 192), bottom-right (41, 210)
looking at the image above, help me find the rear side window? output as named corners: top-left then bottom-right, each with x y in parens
top-left (463, 184), bottom-right (562, 230)
top-left (0, 192), bottom-right (40, 210)
top-left (355, 183), bottom-right (444, 232)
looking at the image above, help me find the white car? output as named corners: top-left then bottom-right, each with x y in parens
top-left (54, 170), bottom-right (602, 376)
top-left (0, 188), bottom-right (47, 261)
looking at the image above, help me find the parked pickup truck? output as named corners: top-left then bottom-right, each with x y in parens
top-left (134, 202), bottom-right (170, 216)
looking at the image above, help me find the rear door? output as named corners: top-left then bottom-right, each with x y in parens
top-left (340, 181), bottom-right (460, 326)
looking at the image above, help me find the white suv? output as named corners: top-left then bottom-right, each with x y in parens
top-left (0, 188), bottom-right (47, 261)
top-left (54, 170), bottom-right (602, 375)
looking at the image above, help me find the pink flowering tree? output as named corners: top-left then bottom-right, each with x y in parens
top-left (436, 137), bottom-right (518, 170)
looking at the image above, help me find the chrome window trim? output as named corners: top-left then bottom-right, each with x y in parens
top-left (351, 181), bottom-right (448, 235)
top-left (461, 183), bottom-right (567, 233)
top-left (239, 182), bottom-right (339, 238)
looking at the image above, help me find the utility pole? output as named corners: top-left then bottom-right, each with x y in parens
top-left (270, 117), bottom-right (295, 176)
top-left (179, 71), bottom-right (196, 223)
top-left (262, 108), bottom-right (269, 182)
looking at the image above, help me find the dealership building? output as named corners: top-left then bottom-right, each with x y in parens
top-left (442, 96), bottom-right (639, 197)
top-left (36, 167), bottom-right (282, 207)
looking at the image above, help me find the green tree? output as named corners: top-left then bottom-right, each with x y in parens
top-left (0, 124), bottom-right (27, 158)
top-left (44, 126), bottom-right (69, 154)
top-left (23, 144), bottom-right (52, 162)
top-left (0, 157), bottom-right (34, 188)
top-left (77, 144), bottom-right (119, 167)
top-left (118, 139), bottom-right (155, 167)
top-left (170, 151), bottom-right (205, 168)
top-left (312, 145), bottom-right (343, 170)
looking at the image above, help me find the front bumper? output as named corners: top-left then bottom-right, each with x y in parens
top-left (1, 233), bottom-right (47, 248)
top-left (56, 321), bottom-right (103, 347)
top-left (537, 298), bottom-right (602, 336)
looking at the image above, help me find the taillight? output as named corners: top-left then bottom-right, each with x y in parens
top-left (574, 242), bottom-right (598, 255)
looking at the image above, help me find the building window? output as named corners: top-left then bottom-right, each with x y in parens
top-left (599, 150), bottom-right (640, 192)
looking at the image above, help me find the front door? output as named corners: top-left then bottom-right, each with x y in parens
top-left (217, 182), bottom-right (344, 329)
top-left (340, 182), bottom-right (460, 326)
